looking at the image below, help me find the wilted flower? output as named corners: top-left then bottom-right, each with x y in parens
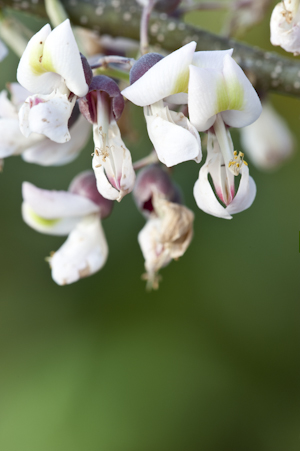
top-left (122, 43), bottom-right (202, 167)
top-left (0, 83), bottom-right (91, 166)
top-left (240, 101), bottom-right (294, 170)
top-left (22, 171), bottom-right (113, 285)
top-left (270, 0), bottom-right (300, 55)
top-left (17, 19), bottom-right (92, 143)
top-left (134, 164), bottom-right (193, 289)
top-left (79, 75), bottom-right (135, 201)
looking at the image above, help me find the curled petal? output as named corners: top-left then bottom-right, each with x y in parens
top-left (22, 182), bottom-right (100, 219)
top-left (193, 165), bottom-right (232, 220)
top-left (50, 215), bottom-right (108, 285)
top-left (122, 41), bottom-right (196, 106)
top-left (19, 92), bottom-right (75, 143)
top-left (226, 165), bottom-right (256, 215)
top-left (144, 102), bottom-right (201, 167)
top-left (22, 114), bottom-right (91, 166)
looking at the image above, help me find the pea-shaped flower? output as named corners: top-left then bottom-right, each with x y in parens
top-left (121, 42), bottom-right (202, 167)
top-left (17, 19), bottom-right (92, 143)
top-left (189, 49), bottom-right (261, 218)
top-left (22, 171), bottom-right (113, 285)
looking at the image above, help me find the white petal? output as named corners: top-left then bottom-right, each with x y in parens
top-left (164, 93), bottom-right (188, 105)
top-left (192, 49), bottom-right (233, 69)
top-left (9, 83), bottom-right (31, 107)
top-left (22, 181), bottom-right (100, 219)
top-left (50, 215), bottom-right (108, 285)
top-left (226, 164), bottom-right (256, 214)
top-left (22, 202), bottom-right (84, 235)
top-left (19, 92), bottom-right (75, 143)
top-left (193, 165), bottom-right (232, 219)
top-left (42, 20), bottom-right (88, 97)
top-left (144, 103), bottom-right (201, 167)
top-left (240, 102), bottom-right (294, 170)
top-left (121, 41), bottom-right (196, 106)
top-left (0, 118), bottom-right (42, 158)
top-left (0, 39), bottom-right (8, 62)
top-left (270, 2), bottom-right (300, 54)
top-left (22, 114), bottom-right (91, 166)
top-left (92, 122), bottom-right (136, 201)
top-left (220, 54), bottom-right (262, 128)
top-left (0, 90), bottom-right (18, 119)
top-left (17, 24), bottom-right (62, 95)
top-left (188, 64), bottom-right (220, 131)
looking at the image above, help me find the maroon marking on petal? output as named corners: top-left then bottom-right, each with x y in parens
top-left (84, 75), bottom-right (124, 121)
top-left (29, 97), bottom-right (44, 108)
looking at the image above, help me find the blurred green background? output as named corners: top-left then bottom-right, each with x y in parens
top-left (1, 2), bottom-right (300, 450)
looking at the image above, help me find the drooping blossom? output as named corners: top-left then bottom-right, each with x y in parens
top-left (121, 42), bottom-right (202, 167)
top-left (79, 75), bottom-right (135, 201)
top-left (17, 19), bottom-right (92, 143)
top-left (240, 100), bottom-right (294, 170)
top-left (188, 49), bottom-right (261, 218)
top-left (22, 171), bottom-right (113, 285)
top-left (0, 83), bottom-right (91, 166)
top-left (270, 0), bottom-right (300, 55)
top-left (134, 164), bottom-right (194, 289)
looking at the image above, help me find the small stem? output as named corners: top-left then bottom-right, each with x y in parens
top-left (90, 55), bottom-right (135, 70)
top-left (94, 66), bottom-right (130, 82)
top-left (45, 0), bottom-right (68, 27)
top-left (133, 150), bottom-right (159, 170)
top-left (140, 0), bottom-right (156, 55)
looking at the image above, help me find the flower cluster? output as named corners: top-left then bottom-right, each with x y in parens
top-left (2, 18), bottom-right (267, 288)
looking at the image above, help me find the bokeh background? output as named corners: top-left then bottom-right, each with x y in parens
top-left (1, 2), bottom-right (300, 450)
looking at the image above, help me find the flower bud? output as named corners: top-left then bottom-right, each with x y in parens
top-left (130, 53), bottom-right (164, 85)
top-left (69, 170), bottom-right (114, 219)
top-left (80, 53), bottom-right (93, 87)
top-left (133, 164), bottom-right (180, 217)
top-left (79, 75), bottom-right (124, 124)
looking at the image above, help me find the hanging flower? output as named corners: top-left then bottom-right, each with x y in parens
top-left (240, 100), bottom-right (294, 170)
top-left (188, 49), bottom-right (261, 217)
top-left (17, 19), bottom-right (92, 143)
top-left (270, 0), bottom-right (300, 55)
top-left (22, 171), bottom-right (113, 285)
top-left (121, 42), bottom-right (202, 167)
top-left (134, 164), bottom-right (194, 289)
top-left (0, 83), bottom-right (91, 166)
top-left (79, 75), bottom-right (135, 201)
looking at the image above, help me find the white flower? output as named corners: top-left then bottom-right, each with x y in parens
top-left (79, 75), bottom-right (136, 201)
top-left (188, 49), bottom-right (261, 216)
top-left (193, 132), bottom-right (256, 219)
top-left (0, 83), bottom-right (91, 165)
top-left (240, 101), bottom-right (294, 170)
top-left (17, 19), bottom-right (90, 143)
top-left (121, 42), bottom-right (202, 167)
top-left (270, 0), bottom-right (300, 54)
top-left (22, 172), bottom-right (113, 285)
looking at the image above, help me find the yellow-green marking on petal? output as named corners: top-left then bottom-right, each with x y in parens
top-left (172, 68), bottom-right (189, 95)
top-left (28, 207), bottom-right (59, 228)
